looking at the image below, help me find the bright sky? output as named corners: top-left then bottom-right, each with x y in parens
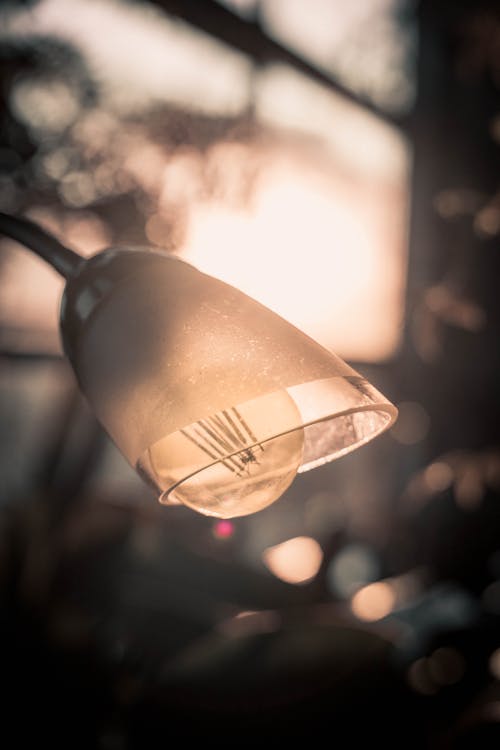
top-left (1, 0), bottom-right (409, 362)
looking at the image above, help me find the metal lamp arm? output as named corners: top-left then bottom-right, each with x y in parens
top-left (0, 211), bottom-right (83, 279)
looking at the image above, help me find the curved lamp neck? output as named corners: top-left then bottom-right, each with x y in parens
top-left (0, 210), bottom-right (83, 279)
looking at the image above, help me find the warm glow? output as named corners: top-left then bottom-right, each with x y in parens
top-left (181, 146), bottom-right (407, 362)
top-left (150, 390), bottom-right (304, 518)
top-left (351, 581), bottom-right (395, 621)
top-left (263, 536), bottom-right (323, 584)
top-left (1, 1), bottom-right (408, 362)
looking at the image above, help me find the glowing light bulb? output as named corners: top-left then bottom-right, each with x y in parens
top-left (142, 390), bottom-right (304, 518)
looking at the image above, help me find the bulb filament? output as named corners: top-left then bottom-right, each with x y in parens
top-left (180, 407), bottom-right (265, 477)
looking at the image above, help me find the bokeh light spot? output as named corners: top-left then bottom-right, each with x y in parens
top-left (213, 520), bottom-right (235, 539)
top-left (423, 462), bottom-right (454, 493)
top-left (10, 78), bottom-right (80, 134)
top-left (474, 206), bottom-right (500, 238)
top-left (351, 581), bottom-right (395, 621)
top-left (263, 536), bottom-right (323, 585)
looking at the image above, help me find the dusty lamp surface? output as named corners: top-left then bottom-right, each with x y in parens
top-left (60, 247), bottom-right (398, 518)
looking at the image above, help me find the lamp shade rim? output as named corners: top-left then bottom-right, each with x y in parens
top-left (151, 399), bottom-right (397, 506)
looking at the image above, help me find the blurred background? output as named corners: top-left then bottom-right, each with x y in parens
top-left (0, 0), bottom-right (499, 746)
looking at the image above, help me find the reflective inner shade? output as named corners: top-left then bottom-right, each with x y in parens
top-left (138, 376), bottom-right (396, 518)
top-left (299, 409), bottom-right (392, 471)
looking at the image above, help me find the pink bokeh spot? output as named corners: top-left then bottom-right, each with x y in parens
top-left (213, 520), bottom-right (235, 539)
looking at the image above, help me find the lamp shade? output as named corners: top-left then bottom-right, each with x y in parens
top-left (60, 247), bottom-right (397, 518)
